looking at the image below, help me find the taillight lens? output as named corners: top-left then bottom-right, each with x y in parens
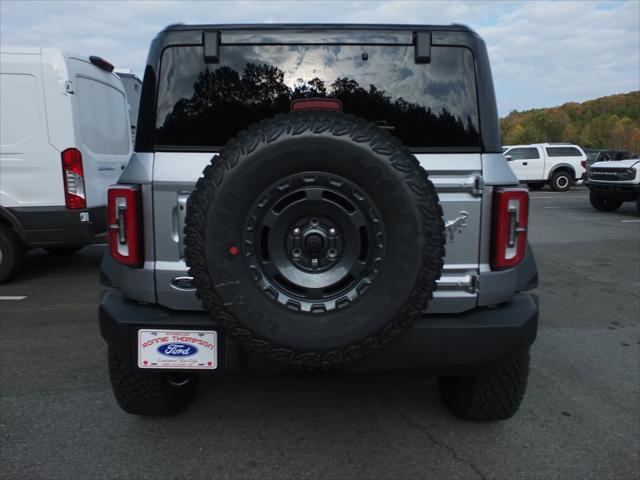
top-left (108, 186), bottom-right (143, 266)
top-left (491, 187), bottom-right (529, 270)
top-left (61, 148), bottom-right (86, 209)
top-left (581, 160), bottom-right (587, 169)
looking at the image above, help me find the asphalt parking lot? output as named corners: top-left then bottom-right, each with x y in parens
top-left (1, 187), bottom-right (638, 480)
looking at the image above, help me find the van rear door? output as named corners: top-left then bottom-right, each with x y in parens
top-left (68, 57), bottom-right (131, 208)
top-left (0, 49), bottom-right (64, 207)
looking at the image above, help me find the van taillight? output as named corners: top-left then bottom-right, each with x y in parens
top-left (491, 187), bottom-right (529, 270)
top-left (61, 148), bottom-right (86, 209)
top-left (108, 186), bottom-right (143, 266)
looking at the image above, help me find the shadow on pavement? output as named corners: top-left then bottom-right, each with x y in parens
top-left (13, 245), bottom-right (105, 284)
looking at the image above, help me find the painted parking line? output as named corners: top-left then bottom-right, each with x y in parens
top-left (544, 206), bottom-right (592, 209)
top-left (0, 296), bottom-right (27, 301)
top-left (531, 195), bottom-right (589, 199)
top-left (621, 219), bottom-right (640, 223)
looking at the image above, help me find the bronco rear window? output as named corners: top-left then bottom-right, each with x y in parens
top-left (155, 44), bottom-right (480, 150)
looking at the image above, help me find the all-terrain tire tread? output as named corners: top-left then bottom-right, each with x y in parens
top-left (184, 112), bottom-right (445, 369)
top-left (108, 349), bottom-right (196, 416)
top-left (439, 351), bottom-right (530, 421)
top-left (589, 191), bottom-right (623, 212)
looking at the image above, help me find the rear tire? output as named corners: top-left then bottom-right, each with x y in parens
top-left (45, 246), bottom-right (83, 255)
top-left (550, 171), bottom-right (572, 192)
top-left (589, 191), bottom-right (623, 212)
top-left (0, 224), bottom-right (25, 284)
top-left (439, 350), bottom-right (530, 421)
top-left (108, 348), bottom-right (199, 416)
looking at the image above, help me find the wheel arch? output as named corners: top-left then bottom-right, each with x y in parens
top-left (548, 164), bottom-right (577, 181)
top-left (0, 207), bottom-right (29, 246)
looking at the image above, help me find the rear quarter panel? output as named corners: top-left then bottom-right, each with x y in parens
top-left (544, 149), bottom-right (587, 180)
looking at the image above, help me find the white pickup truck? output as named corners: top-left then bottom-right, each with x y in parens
top-left (503, 143), bottom-right (587, 191)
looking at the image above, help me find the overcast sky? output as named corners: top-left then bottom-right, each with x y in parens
top-left (1, 0), bottom-right (638, 115)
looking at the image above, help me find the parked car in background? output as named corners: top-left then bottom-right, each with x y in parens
top-left (0, 47), bottom-right (132, 283)
top-left (586, 157), bottom-right (640, 213)
top-left (502, 143), bottom-right (587, 191)
top-left (584, 149), bottom-right (635, 166)
top-left (582, 149), bottom-right (636, 178)
top-left (115, 70), bottom-right (142, 143)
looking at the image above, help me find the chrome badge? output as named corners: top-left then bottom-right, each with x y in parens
top-left (170, 276), bottom-right (195, 291)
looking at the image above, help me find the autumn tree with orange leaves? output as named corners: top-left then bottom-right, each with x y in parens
top-left (501, 91), bottom-right (640, 154)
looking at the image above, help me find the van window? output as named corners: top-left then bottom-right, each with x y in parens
top-left (155, 45), bottom-right (481, 150)
top-left (546, 146), bottom-right (582, 157)
top-left (0, 73), bottom-right (40, 146)
top-left (118, 75), bottom-right (141, 128)
top-left (75, 76), bottom-right (130, 154)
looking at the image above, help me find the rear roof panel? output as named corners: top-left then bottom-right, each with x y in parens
top-left (161, 23), bottom-right (475, 32)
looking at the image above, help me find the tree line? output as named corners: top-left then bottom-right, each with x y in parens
top-left (500, 91), bottom-right (640, 153)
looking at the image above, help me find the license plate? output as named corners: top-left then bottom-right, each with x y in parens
top-left (138, 329), bottom-right (217, 370)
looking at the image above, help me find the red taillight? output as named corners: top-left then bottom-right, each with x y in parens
top-left (291, 98), bottom-right (342, 112)
top-left (491, 187), bottom-right (529, 270)
top-left (581, 160), bottom-right (587, 169)
top-left (61, 148), bottom-right (86, 209)
top-left (108, 186), bottom-right (143, 266)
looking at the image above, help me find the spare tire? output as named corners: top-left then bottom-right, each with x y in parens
top-left (185, 111), bottom-right (445, 369)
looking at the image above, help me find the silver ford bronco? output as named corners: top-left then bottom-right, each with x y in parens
top-left (100, 24), bottom-right (539, 419)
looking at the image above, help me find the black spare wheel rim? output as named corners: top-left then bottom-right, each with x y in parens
top-left (184, 111), bottom-right (445, 369)
top-left (244, 172), bottom-right (386, 313)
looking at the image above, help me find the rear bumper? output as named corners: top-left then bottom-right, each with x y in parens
top-left (99, 289), bottom-right (538, 376)
top-left (7, 206), bottom-right (107, 248)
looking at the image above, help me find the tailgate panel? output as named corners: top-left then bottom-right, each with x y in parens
top-left (153, 152), bottom-right (483, 314)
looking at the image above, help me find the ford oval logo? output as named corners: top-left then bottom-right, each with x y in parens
top-left (170, 276), bottom-right (195, 291)
top-left (158, 343), bottom-right (198, 357)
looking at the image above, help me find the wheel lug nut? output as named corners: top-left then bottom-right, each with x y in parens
top-left (292, 227), bottom-right (301, 237)
top-left (292, 248), bottom-right (302, 259)
top-left (310, 218), bottom-right (319, 227)
top-left (311, 258), bottom-right (318, 268)
top-left (327, 248), bottom-right (337, 259)
top-left (328, 227), bottom-right (336, 237)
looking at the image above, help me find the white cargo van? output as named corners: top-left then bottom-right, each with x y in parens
top-left (502, 143), bottom-right (587, 191)
top-left (0, 47), bottom-right (131, 282)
